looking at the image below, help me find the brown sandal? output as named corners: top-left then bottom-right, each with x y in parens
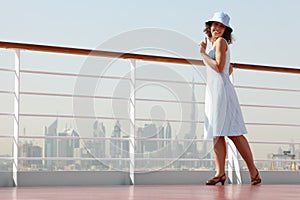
top-left (206, 174), bottom-right (226, 185)
top-left (251, 169), bottom-right (262, 185)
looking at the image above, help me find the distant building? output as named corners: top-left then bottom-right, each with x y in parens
top-left (44, 119), bottom-right (58, 170)
top-left (57, 129), bottom-right (79, 169)
top-left (172, 134), bottom-right (184, 169)
top-left (92, 121), bottom-right (106, 158)
top-left (108, 121), bottom-right (123, 169)
top-left (270, 149), bottom-right (296, 170)
top-left (182, 80), bottom-right (199, 168)
top-left (143, 124), bottom-right (158, 152)
top-left (122, 135), bottom-right (129, 158)
top-left (157, 126), bottom-right (165, 150)
top-left (165, 122), bottom-right (172, 157)
top-left (199, 133), bottom-right (212, 169)
top-left (19, 141), bottom-right (42, 170)
top-left (110, 121), bottom-right (122, 158)
top-left (136, 127), bottom-right (144, 153)
top-left (69, 129), bottom-right (80, 149)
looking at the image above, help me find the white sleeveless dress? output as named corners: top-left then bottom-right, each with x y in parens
top-left (204, 39), bottom-right (247, 139)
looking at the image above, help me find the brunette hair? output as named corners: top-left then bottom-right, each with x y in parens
top-left (203, 22), bottom-right (233, 44)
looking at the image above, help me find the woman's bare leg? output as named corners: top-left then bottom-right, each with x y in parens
top-left (213, 136), bottom-right (226, 177)
top-left (228, 135), bottom-right (258, 178)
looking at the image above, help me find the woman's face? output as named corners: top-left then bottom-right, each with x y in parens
top-left (210, 21), bottom-right (226, 40)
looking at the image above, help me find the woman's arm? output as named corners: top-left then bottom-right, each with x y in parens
top-left (200, 37), bottom-right (227, 73)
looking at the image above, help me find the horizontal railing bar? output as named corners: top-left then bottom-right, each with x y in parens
top-left (230, 158), bottom-right (300, 163)
top-left (0, 157), bottom-right (12, 160)
top-left (249, 159), bottom-right (300, 162)
top-left (0, 90), bottom-right (14, 95)
top-left (0, 135), bottom-right (13, 138)
top-left (17, 114), bottom-right (300, 127)
top-left (136, 100), bottom-right (299, 110)
top-left (0, 41), bottom-right (204, 65)
top-left (135, 117), bottom-right (204, 123)
top-left (19, 70), bottom-right (300, 94)
top-left (19, 135), bottom-right (211, 142)
top-left (246, 122), bottom-right (300, 127)
top-left (17, 71), bottom-right (300, 97)
top-left (19, 91), bottom-right (300, 110)
top-left (19, 135), bottom-right (130, 141)
top-left (134, 158), bottom-right (215, 161)
top-left (18, 70), bottom-right (300, 94)
top-left (21, 91), bottom-right (129, 101)
top-left (18, 157), bottom-right (130, 161)
top-left (22, 91), bottom-right (204, 104)
top-left (136, 98), bottom-right (204, 104)
top-left (17, 90), bottom-right (300, 110)
top-left (232, 62), bottom-right (300, 74)
top-left (21, 69), bottom-right (206, 86)
top-left (19, 113), bottom-right (129, 121)
top-left (235, 84), bottom-right (300, 93)
top-left (16, 135), bottom-right (300, 145)
top-left (13, 157), bottom-right (300, 163)
top-left (17, 136), bottom-right (300, 145)
top-left (0, 67), bottom-right (15, 72)
top-left (134, 138), bottom-right (206, 142)
top-left (240, 103), bottom-right (300, 110)
top-left (136, 77), bottom-right (206, 86)
top-left (20, 69), bottom-right (294, 93)
top-left (21, 91), bottom-right (204, 105)
top-left (8, 156), bottom-right (300, 163)
top-left (249, 141), bottom-right (300, 145)
top-left (136, 118), bottom-right (300, 127)
top-left (0, 112), bottom-right (14, 116)
top-left (16, 67), bottom-right (300, 97)
top-left (20, 69), bottom-right (130, 80)
top-left (16, 157), bottom-right (215, 162)
top-left (19, 113), bottom-right (205, 124)
top-left (1, 41), bottom-right (300, 74)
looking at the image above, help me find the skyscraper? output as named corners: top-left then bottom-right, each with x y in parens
top-left (57, 132), bottom-right (68, 169)
top-left (44, 119), bottom-right (58, 170)
top-left (182, 79), bottom-right (199, 168)
top-left (69, 129), bottom-right (80, 149)
top-left (183, 79), bottom-right (198, 157)
top-left (92, 121), bottom-right (106, 158)
top-left (136, 127), bottom-right (144, 153)
top-left (19, 141), bottom-right (42, 169)
top-left (157, 126), bottom-right (165, 150)
top-left (57, 128), bottom-right (79, 169)
top-left (143, 124), bottom-right (158, 152)
top-left (165, 122), bottom-right (172, 157)
top-left (110, 120), bottom-right (121, 158)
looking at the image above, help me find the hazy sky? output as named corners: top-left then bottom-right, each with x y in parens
top-left (1, 0), bottom-right (300, 67)
top-left (0, 0), bottom-right (300, 159)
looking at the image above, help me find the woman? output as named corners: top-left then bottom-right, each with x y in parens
top-left (199, 11), bottom-right (261, 185)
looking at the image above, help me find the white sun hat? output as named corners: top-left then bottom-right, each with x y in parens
top-left (205, 11), bottom-right (233, 33)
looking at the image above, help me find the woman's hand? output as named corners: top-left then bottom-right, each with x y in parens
top-left (199, 37), bottom-right (226, 73)
top-left (199, 37), bottom-right (207, 54)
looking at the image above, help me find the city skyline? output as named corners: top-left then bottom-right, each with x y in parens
top-left (5, 117), bottom-right (300, 172)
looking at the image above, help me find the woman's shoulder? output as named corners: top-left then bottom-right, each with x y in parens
top-left (215, 37), bottom-right (228, 50)
top-left (215, 37), bottom-right (227, 45)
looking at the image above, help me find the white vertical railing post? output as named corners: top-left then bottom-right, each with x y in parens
top-left (227, 70), bottom-right (242, 184)
top-left (227, 139), bottom-right (242, 184)
top-left (13, 49), bottom-right (21, 186)
top-left (129, 59), bottom-right (136, 185)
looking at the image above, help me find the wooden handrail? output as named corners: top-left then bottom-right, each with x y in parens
top-left (1, 41), bottom-right (300, 74)
top-left (231, 63), bottom-right (300, 74)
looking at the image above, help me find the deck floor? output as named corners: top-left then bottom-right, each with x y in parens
top-left (1, 185), bottom-right (300, 200)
